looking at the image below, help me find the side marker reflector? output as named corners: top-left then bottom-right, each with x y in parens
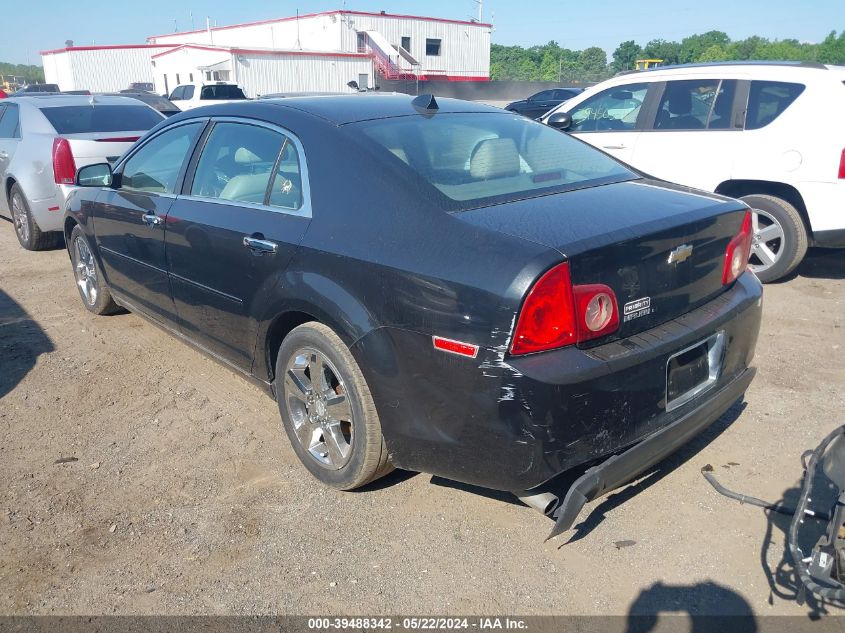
top-left (432, 336), bottom-right (479, 359)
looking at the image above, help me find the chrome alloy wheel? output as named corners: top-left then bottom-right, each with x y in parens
top-left (11, 192), bottom-right (29, 244)
top-left (284, 348), bottom-right (354, 470)
top-left (748, 208), bottom-right (786, 275)
top-left (73, 236), bottom-right (98, 306)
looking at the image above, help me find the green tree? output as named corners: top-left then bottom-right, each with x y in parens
top-left (698, 44), bottom-right (728, 62)
top-left (818, 30), bottom-right (845, 64)
top-left (680, 31), bottom-right (730, 63)
top-left (612, 40), bottom-right (642, 72)
top-left (642, 39), bottom-right (681, 65)
top-left (578, 46), bottom-right (608, 76)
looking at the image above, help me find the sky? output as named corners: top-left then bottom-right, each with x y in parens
top-left (2, 0), bottom-right (841, 65)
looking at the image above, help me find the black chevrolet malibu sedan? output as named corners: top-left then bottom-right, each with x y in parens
top-left (64, 95), bottom-right (762, 539)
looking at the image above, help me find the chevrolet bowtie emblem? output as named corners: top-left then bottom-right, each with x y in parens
top-left (667, 244), bottom-right (693, 264)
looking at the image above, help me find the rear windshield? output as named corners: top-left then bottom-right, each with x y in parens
top-left (200, 85), bottom-right (247, 100)
top-left (355, 112), bottom-right (634, 210)
top-left (40, 105), bottom-right (163, 134)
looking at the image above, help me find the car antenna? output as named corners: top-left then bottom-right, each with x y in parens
top-left (411, 93), bottom-right (438, 118)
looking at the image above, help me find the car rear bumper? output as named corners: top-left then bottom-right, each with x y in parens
top-left (29, 185), bottom-right (73, 233)
top-left (547, 365), bottom-right (755, 540)
top-left (356, 273), bottom-right (762, 492)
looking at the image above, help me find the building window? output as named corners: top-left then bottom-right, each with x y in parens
top-left (401, 36), bottom-right (411, 51)
top-left (189, 73), bottom-right (193, 82)
top-left (176, 73), bottom-right (180, 85)
top-left (425, 38), bottom-right (441, 56)
top-left (206, 71), bottom-right (212, 80)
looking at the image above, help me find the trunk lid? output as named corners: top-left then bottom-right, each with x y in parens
top-left (64, 132), bottom-right (144, 166)
top-left (458, 178), bottom-right (750, 343)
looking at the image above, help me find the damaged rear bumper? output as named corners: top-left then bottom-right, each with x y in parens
top-left (547, 366), bottom-right (756, 541)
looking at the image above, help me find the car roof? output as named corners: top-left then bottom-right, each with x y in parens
top-left (8, 94), bottom-right (147, 108)
top-left (261, 94), bottom-right (503, 125)
top-left (625, 61), bottom-right (845, 80)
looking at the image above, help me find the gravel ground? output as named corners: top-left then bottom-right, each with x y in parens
top-left (0, 219), bottom-right (844, 619)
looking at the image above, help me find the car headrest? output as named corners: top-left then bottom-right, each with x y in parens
top-left (234, 147), bottom-right (262, 164)
top-left (470, 138), bottom-right (520, 180)
top-left (667, 90), bottom-right (692, 115)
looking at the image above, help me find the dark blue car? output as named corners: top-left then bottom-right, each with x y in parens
top-left (64, 95), bottom-right (761, 539)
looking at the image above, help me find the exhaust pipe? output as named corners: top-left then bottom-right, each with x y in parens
top-left (514, 491), bottom-right (560, 517)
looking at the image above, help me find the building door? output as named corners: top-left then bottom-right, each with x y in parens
top-left (358, 74), bottom-right (369, 91)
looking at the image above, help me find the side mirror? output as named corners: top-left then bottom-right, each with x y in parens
top-left (547, 112), bottom-right (572, 131)
top-left (76, 163), bottom-right (113, 187)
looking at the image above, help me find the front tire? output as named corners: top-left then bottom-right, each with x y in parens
top-left (740, 194), bottom-right (808, 283)
top-left (10, 183), bottom-right (62, 251)
top-left (275, 322), bottom-right (392, 490)
top-left (69, 225), bottom-right (120, 315)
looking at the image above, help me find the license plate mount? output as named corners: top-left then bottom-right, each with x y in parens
top-left (666, 332), bottom-right (725, 412)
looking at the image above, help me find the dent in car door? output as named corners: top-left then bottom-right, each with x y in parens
top-left (165, 120), bottom-right (312, 370)
top-left (95, 120), bottom-right (204, 320)
top-left (627, 79), bottom-right (743, 191)
top-left (565, 82), bottom-right (651, 164)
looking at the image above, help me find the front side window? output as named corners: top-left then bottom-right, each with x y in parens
top-left (169, 87), bottom-right (183, 101)
top-left (356, 112), bottom-right (634, 209)
top-left (425, 38), bottom-right (441, 56)
top-left (746, 81), bottom-right (805, 130)
top-left (190, 122), bottom-right (284, 204)
top-left (0, 104), bottom-right (20, 139)
top-left (121, 122), bottom-right (203, 194)
top-left (531, 90), bottom-right (555, 101)
top-left (655, 79), bottom-right (737, 130)
top-left (567, 83), bottom-right (648, 132)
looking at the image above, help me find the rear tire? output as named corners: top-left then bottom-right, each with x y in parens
top-left (275, 322), bottom-right (392, 490)
top-left (10, 183), bottom-right (62, 251)
top-left (740, 194), bottom-right (808, 283)
top-left (69, 225), bottom-right (120, 315)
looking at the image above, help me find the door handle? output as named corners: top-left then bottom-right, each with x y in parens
top-left (141, 212), bottom-right (163, 227)
top-left (243, 236), bottom-right (278, 254)
top-left (602, 144), bottom-right (626, 150)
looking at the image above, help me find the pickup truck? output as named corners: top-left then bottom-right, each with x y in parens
top-left (168, 82), bottom-right (248, 111)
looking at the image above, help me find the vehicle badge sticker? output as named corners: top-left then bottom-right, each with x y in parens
top-left (623, 297), bottom-right (652, 322)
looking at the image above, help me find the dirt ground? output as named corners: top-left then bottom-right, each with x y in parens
top-left (1, 218), bottom-right (844, 620)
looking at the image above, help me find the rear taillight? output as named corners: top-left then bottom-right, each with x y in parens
top-left (722, 211), bottom-right (753, 286)
top-left (510, 262), bottom-right (619, 355)
top-left (838, 148), bottom-right (845, 179)
top-left (52, 137), bottom-right (77, 185)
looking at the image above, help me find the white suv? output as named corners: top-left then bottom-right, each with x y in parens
top-left (542, 62), bottom-right (845, 282)
top-left (168, 82), bottom-right (248, 111)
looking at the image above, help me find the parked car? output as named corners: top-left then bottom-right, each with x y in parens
top-left (542, 61), bottom-right (845, 282)
top-left (0, 89), bottom-right (8, 100)
top-left (64, 96), bottom-right (761, 539)
top-left (103, 91), bottom-right (180, 117)
top-left (0, 95), bottom-right (164, 250)
top-left (168, 81), bottom-right (248, 111)
top-left (12, 83), bottom-right (61, 95)
top-left (125, 82), bottom-right (154, 93)
top-left (505, 88), bottom-right (582, 119)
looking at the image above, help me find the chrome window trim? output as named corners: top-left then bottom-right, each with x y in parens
top-left (184, 116), bottom-right (313, 219)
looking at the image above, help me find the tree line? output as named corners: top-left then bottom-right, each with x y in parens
top-left (491, 30), bottom-right (845, 83)
top-left (0, 62), bottom-right (45, 85)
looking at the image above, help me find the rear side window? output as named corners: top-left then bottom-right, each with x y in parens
top-left (567, 83), bottom-right (648, 132)
top-left (199, 85), bottom-right (246, 100)
top-left (0, 104), bottom-right (20, 139)
top-left (357, 112), bottom-right (634, 209)
top-left (655, 79), bottom-right (737, 130)
top-left (121, 122), bottom-right (203, 194)
top-left (746, 81), bottom-right (805, 130)
top-left (190, 122), bottom-right (284, 204)
top-left (40, 105), bottom-right (163, 134)
top-left (183, 85), bottom-right (195, 100)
